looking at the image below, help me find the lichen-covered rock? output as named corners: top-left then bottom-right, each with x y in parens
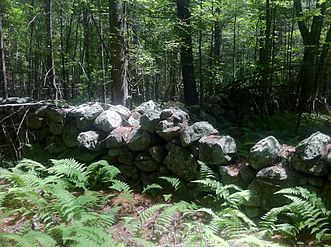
top-left (163, 144), bottom-right (199, 181)
top-left (49, 122), bottom-right (65, 135)
top-left (292, 132), bottom-right (331, 176)
top-left (198, 135), bottom-right (237, 165)
top-left (149, 146), bottom-right (167, 163)
top-left (135, 100), bottom-right (155, 114)
top-left (117, 151), bottom-right (136, 165)
top-left (77, 130), bottom-right (104, 151)
top-left (245, 164), bottom-right (303, 210)
top-left (127, 116), bottom-right (140, 127)
top-left (76, 117), bottom-right (93, 131)
top-left (45, 136), bottom-right (66, 154)
top-left (249, 136), bottom-right (281, 170)
top-left (135, 153), bottom-right (160, 172)
top-left (108, 148), bottom-right (124, 158)
top-left (26, 114), bottom-right (43, 129)
top-left (180, 121), bottom-right (218, 147)
top-left (94, 110), bottom-right (122, 132)
top-left (106, 127), bottom-right (132, 148)
top-left (69, 103), bottom-right (104, 120)
top-left (126, 128), bottom-right (159, 151)
top-left (45, 107), bottom-right (66, 123)
top-left (140, 109), bottom-right (161, 133)
top-left (63, 123), bottom-right (79, 148)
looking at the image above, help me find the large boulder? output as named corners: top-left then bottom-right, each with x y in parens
top-left (140, 109), bottom-right (161, 133)
top-left (126, 128), bottom-right (159, 152)
top-left (163, 144), bottom-right (199, 181)
top-left (76, 117), bottom-right (93, 131)
top-left (219, 163), bottom-right (248, 188)
top-left (292, 132), bottom-right (331, 176)
top-left (106, 127), bottom-right (132, 148)
top-left (149, 146), bottom-right (167, 163)
top-left (250, 136), bottom-right (281, 170)
top-left (180, 121), bottom-right (218, 147)
top-left (94, 110), bottom-right (122, 132)
top-left (160, 108), bottom-right (189, 125)
top-left (77, 130), bottom-right (104, 151)
top-left (45, 107), bottom-right (66, 123)
top-left (245, 164), bottom-right (304, 210)
top-left (198, 135), bottom-right (237, 165)
top-left (107, 105), bottom-right (131, 119)
top-left (69, 103), bottom-right (104, 120)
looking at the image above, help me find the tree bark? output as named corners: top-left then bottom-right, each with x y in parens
top-left (109, 0), bottom-right (129, 106)
top-left (0, 19), bottom-right (8, 99)
top-left (176, 0), bottom-right (199, 105)
top-left (45, 0), bottom-right (57, 99)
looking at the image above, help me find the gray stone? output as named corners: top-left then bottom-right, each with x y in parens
top-left (118, 151), bottom-right (136, 165)
top-left (107, 105), bottom-right (131, 119)
top-left (135, 100), bottom-right (155, 114)
top-left (239, 165), bottom-right (256, 185)
top-left (135, 153), bottom-right (160, 172)
top-left (180, 121), bottom-right (218, 147)
top-left (49, 122), bottom-right (65, 135)
top-left (94, 110), bottom-right (122, 132)
top-left (127, 116), bottom-right (140, 127)
top-left (308, 176), bottom-right (325, 188)
top-left (45, 136), bottom-right (66, 154)
top-left (76, 117), bottom-right (93, 131)
top-left (250, 136), bottom-right (281, 170)
top-left (245, 206), bottom-right (261, 218)
top-left (321, 182), bottom-right (331, 208)
top-left (292, 132), bottom-right (331, 176)
top-left (63, 123), bottom-right (79, 148)
top-left (149, 146), bottom-right (167, 163)
top-left (106, 127), bottom-right (132, 148)
top-left (30, 128), bottom-right (50, 142)
top-left (190, 144), bottom-right (199, 158)
top-left (163, 144), bottom-right (199, 181)
top-left (119, 164), bottom-right (139, 179)
top-left (160, 108), bottom-right (189, 125)
top-left (77, 130), bottom-right (104, 151)
top-left (127, 128), bottom-right (158, 151)
top-left (26, 114), bottom-right (43, 129)
top-left (140, 110), bottom-right (161, 133)
top-left (198, 135), bottom-right (237, 165)
top-left (69, 103), bottom-right (104, 120)
top-left (245, 164), bottom-right (303, 210)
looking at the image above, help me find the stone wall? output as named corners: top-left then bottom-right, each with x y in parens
top-left (1, 98), bottom-right (331, 215)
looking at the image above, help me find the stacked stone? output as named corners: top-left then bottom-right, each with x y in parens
top-left (239, 132), bottom-right (331, 217)
top-left (20, 100), bottom-right (237, 185)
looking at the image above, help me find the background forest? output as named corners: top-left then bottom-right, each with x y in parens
top-left (0, 0), bottom-right (330, 117)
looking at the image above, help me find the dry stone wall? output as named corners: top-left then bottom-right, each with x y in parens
top-left (1, 97), bottom-right (331, 215)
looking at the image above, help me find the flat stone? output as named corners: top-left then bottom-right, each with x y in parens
top-left (135, 100), bottom-right (155, 114)
top-left (140, 109), bottom-right (161, 133)
top-left (106, 127), bottom-right (132, 148)
top-left (126, 128), bottom-right (159, 151)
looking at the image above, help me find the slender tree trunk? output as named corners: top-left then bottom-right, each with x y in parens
top-left (109, 0), bottom-right (129, 106)
top-left (176, 0), bottom-right (199, 105)
top-left (0, 19), bottom-right (8, 99)
top-left (60, 0), bottom-right (68, 100)
top-left (83, 7), bottom-right (91, 100)
top-left (45, 0), bottom-right (57, 99)
top-left (198, 0), bottom-right (203, 103)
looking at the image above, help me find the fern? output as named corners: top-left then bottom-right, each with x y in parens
top-left (142, 183), bottom-right (163, 194)
top-left (260, 187), bottom-right (331, 242)
top-left (159, 176), bottom-right (181, 191)
top-left (1, 231), bottom-right (58, 247)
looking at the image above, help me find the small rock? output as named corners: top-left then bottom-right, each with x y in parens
top-left (118, 151), bottom-right (136, 165)
top-left (108, 148), bottom-right (124, 158)
top-left (119, 164), bottom-right (139, 179)
top-left (107, 105), bottom-right (131, 119)
top-left (94, 110), bottom-right (122, 132)
top-left (160, 108), bottom-right (189, 125)
top-left (219, 164), bottom-right (246, 188)
top-left (250, 136), bottom-right (281, 170)
top-left (126, 128), bottom-right (159, 151)
top-left (180, 121), bottom-right (218, 147)
top-left (198, 135), bottom-right (237, 165)
top-left (45, 107), bottom-right (66, 123)
top-left (69, 103), bottom-right (104, 120)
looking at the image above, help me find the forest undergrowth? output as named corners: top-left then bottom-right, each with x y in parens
top-left (0, 157), bottom-right (330, 247)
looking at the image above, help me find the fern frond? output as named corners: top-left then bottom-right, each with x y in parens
top-left (160, 176), bottom-right (181, 191)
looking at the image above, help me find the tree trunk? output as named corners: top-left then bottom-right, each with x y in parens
top-left (176, 0), bottom-right (199, 106)
top-left (60, 0), bottom-right (68, 100)
top-left (109, 0), bottom-right (129, 106)
top-left (0, 20), bottom-right (8, 99)
top-left (45, 0), bottom-right (57, 99)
